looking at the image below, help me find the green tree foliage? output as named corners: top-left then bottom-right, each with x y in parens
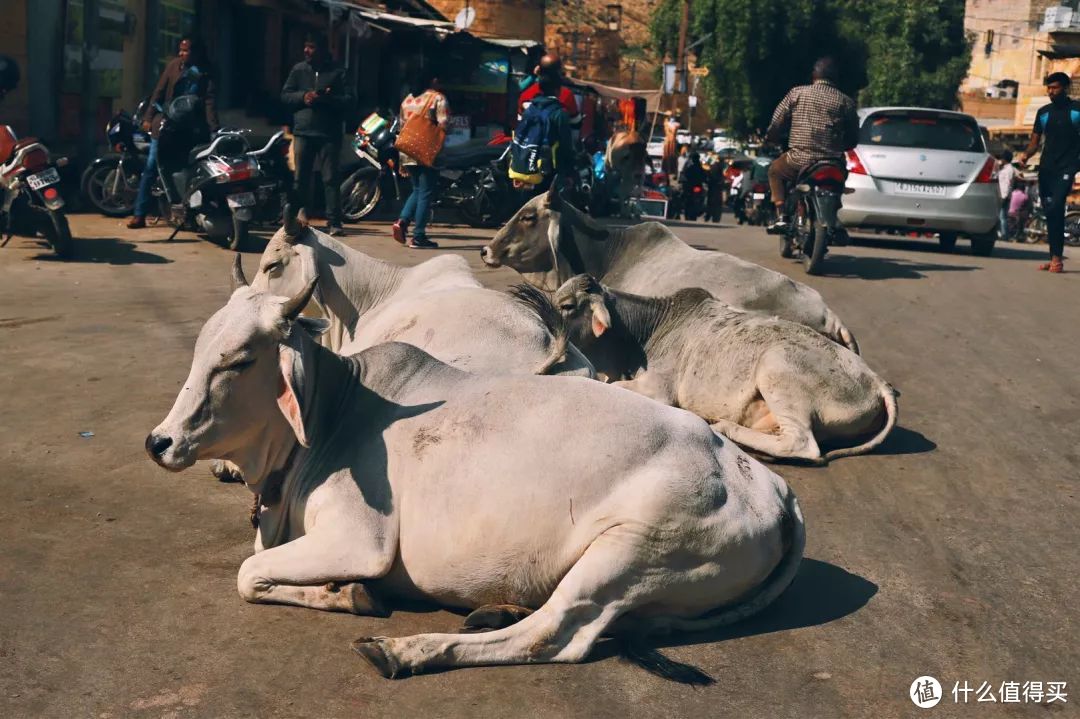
top-left (852, 0), bottom-right (972, 109)
top-left (649, 0), bottom-right (971, 136)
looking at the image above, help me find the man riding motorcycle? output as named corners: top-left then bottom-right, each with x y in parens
top-left (764, 57), bottom-right (858, 234)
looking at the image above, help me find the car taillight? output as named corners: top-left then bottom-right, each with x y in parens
top-left (975, 156), bottom-right (996, 183)
top-left (812, 165), bottom-right (847, 184)
top-left (21, 148), bottom-right (49, 172)
top-left (845, 150), bottom-right (867, 175)
top-left (693, 186), bottom-right (703, 193)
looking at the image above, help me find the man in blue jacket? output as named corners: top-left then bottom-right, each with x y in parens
top-left (282, 35), bottom-right (352, 235)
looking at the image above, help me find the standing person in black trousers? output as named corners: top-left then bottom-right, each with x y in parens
top-left (1020, 72), bottom-right (1080, 273)
top-left (282, 34), bottom-right (351, 235)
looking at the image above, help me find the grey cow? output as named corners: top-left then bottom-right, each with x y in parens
top-left (481, 185), bottom-right (860, 354)
top-left (252, 212), bottom-right (593, 377)
top-left (145, 269), bottom-right (805, 680)
top-left (535, 275), bottom-right (898, 464)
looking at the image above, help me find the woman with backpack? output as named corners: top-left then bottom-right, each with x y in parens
top-left (392, 70), bottom-right (448, 249)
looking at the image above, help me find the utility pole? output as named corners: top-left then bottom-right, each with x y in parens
top-left (675, 0), bottom-right (689, 109)
top-left (80, 0), bottom-right (101, 169)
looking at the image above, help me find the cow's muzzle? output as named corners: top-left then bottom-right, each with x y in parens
top-left (479, 246), bottom-right (501, 267)
top-left (145, 430), bottom-right (195, 471)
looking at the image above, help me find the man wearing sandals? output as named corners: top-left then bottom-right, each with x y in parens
top-left (1020, 72), bottom-right (1080, 273)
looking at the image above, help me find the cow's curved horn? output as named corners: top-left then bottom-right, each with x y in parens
top-left (282, 204), bottom-right (302, 241)
top-left (280, 276), bottom-right (319, 321)
top-left (230, 253), bottom-right (249, 289)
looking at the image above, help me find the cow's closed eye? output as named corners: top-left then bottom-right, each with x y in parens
top-left (217, 358), bottom-right (255, 374)
top-left (520, 213), bottom-right (537, 225)
top-left (558, 303), bottom-right (577, 312)
top-left (263, 260), bottom-right (284, 276)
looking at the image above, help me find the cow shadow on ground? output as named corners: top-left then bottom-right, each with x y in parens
top-left (30, 237), bottom-right (172, 265)
top-left (589, 558), bottom-right (877, 660)
top-left (820, 254), bottom-right (979, 281)
top-left (874, 425), bottom-right (936, 456)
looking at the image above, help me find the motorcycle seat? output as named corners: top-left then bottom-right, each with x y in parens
top-left (189, 134), bottom-right (249, 164)
top-left (435, 139), bottom-right (505, 170)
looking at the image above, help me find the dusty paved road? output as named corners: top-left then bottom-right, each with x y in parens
top-left (0, 214), bottom-right (1076, 718)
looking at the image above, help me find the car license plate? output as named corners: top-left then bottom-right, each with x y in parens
top-left (895, 181), bottom-right (947, 197)
top-left (227, 192), bottom-right (255, 208)
top-left (752, 192), bottom-right (765, 200)
top-left (26, 167), bottom-right (60, 191)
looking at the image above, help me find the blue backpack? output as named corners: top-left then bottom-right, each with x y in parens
top-left (510, 96), bottom-right (564, 185)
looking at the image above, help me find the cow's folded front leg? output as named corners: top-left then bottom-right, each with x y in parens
top-left (236, 533), bottom-right (392, 616)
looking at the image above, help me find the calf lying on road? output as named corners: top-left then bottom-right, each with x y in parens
top-left (539, 275), bottom-right (898, 464)
top-left (481, 185), bottom-right (861, 354)
top-left (145, 264), bottom-right (804, 681)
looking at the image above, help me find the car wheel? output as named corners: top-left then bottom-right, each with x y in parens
top-left (938, 232), bottom-right (958, 253)
top-left (970, 234), bottom-right (996, 257)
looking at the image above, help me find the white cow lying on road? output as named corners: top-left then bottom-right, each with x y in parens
top-left (544, 276), bottom-right (898, 464)
top-left (480, 185), bottom-right (861, 354)
top-left (146, 272), bottom-right (805, 680)
top-left (251, 212), bottom-right (593, 377)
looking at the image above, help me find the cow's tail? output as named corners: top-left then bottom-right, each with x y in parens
top-left (508, 283), bottom-right (568, 375)
top-left (822, 378), bottom-right (899, 462)
top-left (618, 490), bottom-right (805, 685)
top-left (823, 307), bottom-right (861, 355)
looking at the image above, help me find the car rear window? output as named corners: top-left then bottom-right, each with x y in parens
top-left (860, 113), bottom-right (985, 152)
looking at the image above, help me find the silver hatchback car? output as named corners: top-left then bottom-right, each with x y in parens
top-left (838, 107), bottom-right (999, 256)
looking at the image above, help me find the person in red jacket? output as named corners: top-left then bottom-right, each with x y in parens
top-left (517, 55), bottom-right (580, 129)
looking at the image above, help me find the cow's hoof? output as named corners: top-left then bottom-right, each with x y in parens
top-left (351, 637), bottom-right (408, 679)
top-left (463, 604), bottom-right (534, 632)
top-left (211, 460), bottom-right (243, 483)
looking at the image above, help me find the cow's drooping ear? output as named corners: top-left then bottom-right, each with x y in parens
top-left (589, 295), bottom-right (611, 337)
top-left (277, 344), bottom-right (311, 447)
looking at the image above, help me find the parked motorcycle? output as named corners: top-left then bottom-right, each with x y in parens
top-left (80, 101), bottom-right (152, 217)
top-left (340, 111), bottom-right (516, 227)
top-left (157, 96), bottom-right (289, 250)
top-left (1, 125), bottom-right (73, 258)
top-left (776, 159), bottom-right (849, 275)
top-left (1018, 197), bottom-right (1080, 246)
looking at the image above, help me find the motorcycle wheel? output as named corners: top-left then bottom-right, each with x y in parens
top-left (41, 209), bottom-right (74, 259)
top-left (340, 168), bottom-right (382, 222)
top-left (1065, 211), bottom-right (1080, 247)
top-left (229, 216), bottom-right (250, 252)
top-left (803, 222), bottom-right (827, 275)
top-left (1024, 216), bottom-right (1045, 243)
top-left (81, 158), bottom-right (137, 217)
top-left (459, 189), bottom-right (502, 229)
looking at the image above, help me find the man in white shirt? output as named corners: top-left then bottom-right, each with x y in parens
top-left (997, 150), bottom-right (1017, 241)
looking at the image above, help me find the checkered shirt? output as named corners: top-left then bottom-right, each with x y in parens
top-left (767, 80), bottom-right (859, 167)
